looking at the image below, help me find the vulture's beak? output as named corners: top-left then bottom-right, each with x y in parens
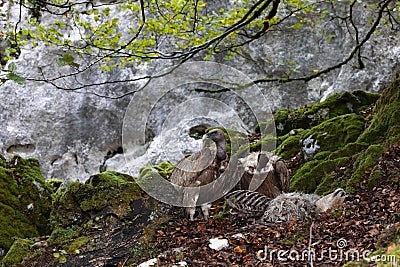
top-left (202, 132), bottom-right (210, 141)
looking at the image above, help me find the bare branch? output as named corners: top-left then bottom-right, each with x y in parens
top-left (253, 0), bottom-right (394, 84)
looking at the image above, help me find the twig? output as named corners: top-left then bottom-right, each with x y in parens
top-left (308, 220), bottom-right (314, 267)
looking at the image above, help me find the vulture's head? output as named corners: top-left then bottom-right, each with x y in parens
top-left (315, 188), bottom-right (347, 213)
top-left (203, 129), bottom-right (227, 161)
top-left (204, 129), bottom-right (226, 144)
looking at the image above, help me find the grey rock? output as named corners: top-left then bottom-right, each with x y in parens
top-left (0, 1), bottom-right (398, 180)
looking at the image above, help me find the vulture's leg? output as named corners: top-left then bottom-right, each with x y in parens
top-left (183, 184), bottom-right (200, 221)
top-left (187, 207), bottom-right (196, 221)
top-left (201, 203), bottom-right (212, 220)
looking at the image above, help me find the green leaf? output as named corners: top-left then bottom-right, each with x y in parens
top-left (58, 255), bottom-right (67, 264)
top-left (70, 62), bottom-right (80, 68)
top-left (290, 23), bottom-right (304, 29)
top-left (56, 58), bottom-right (66, 66)
top-left (63, 54), bottom-right (75, 63)
top-left (7, 72), bottom-right (26, 85)
top-left (56, 54), bottom-right (80, 68)
top-left (8, 62), bottom-right (16, 72)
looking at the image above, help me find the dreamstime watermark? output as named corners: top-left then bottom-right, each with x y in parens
top-left (122, 61), bottom-right (276, 207)
top-left (256, 238), bottom-right (399, 264)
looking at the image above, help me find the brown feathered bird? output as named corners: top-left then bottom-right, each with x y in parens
top-left (239, 152), bottom-right (290, 198)
top-left (170, 129), bottom-right (227, 220)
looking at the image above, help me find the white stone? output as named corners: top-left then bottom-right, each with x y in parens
top-left (208, 238), bottom-right (229, 251)
top-left (138, 258), bottom-right (158, 267)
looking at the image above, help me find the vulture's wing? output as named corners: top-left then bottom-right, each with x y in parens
top-left (170, 147), bottom-right (216, 187)
top-left (274, 158), bottom-right (290, 193)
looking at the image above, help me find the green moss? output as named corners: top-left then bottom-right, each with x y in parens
top-left (348, 144), bottom-right (385, 188)
top-left (276, 113), bottom-right (365, 162)
top-left (45, 178), bottom-right (64, 191)
top-left (48, 227), bottom-right (81, 246)
top-left (309, 114), bottom-right (365, 152)
top-left (51, 171), bottom-right (143, 229)
top-left (367, 169), bottom-right (383, 189)
top-left (358, 72), bottom-right (400, 146)
top-left (313, 151), bottom-right (332, 160)
top-left (235, 132), bottom-right (277, 158)
top-left (1, 238), bottom-right (33, 267)
top-left (328, 142), bottom-right (369, 160)
top-left (291, 157), bottom-right (350, 193)
top-left (255, 119), bottom-right (276, 136)
top-left (0, 156), bottom-right (52, 250)
top-left (66, 236), bottom-right (90, 254)
top-left (315, 175), bottom-right (341, 196)
top-left (248, 133), bottom-right (277, 153)
top-left (153, 162), bottom-right (175, 177)
top-left (275, 129), bottom-right (304, 159)
top-left (0, 202), bottom-right (38, 249)
top-left (274, 90), bottom-right (380, 136)
top-left (0, 155), bottom-right (5, 168)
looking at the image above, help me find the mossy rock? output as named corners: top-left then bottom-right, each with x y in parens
top-left (275, 129), bottom-right (305, 159)
top-left (0, 155), bottom-right (6, 168)
top-left (0, 155), bottom-right (52, 250)
top-left (276, 113), bottom-right (366, 160)
top-left (47, 226), bottom-right (82, 246)
top-left (152, 162), bottom-right (175, 177)
top-left (0, 238), bottom-right (33, 267)
top-left (357, 72), bottom-right (400, 146)
top-left (246, 133), bottom-right (277, 153)
top-left (274, 90), bottom-right (380, 136)
top-left (45, 178), bottom-right (64, 191)
top-left (327, 142), bottom-right (369, 160)
top-left (290, 157), bottom-right (350, 193)
top-left (347, 144), bottom-right (385, 188)
top-left (137, 164), bottom-right (178, 204)
top-left (51, 171), bottom-right (143, 230)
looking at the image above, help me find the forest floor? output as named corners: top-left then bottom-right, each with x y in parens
top-left (138, 143), bottom-right (400, 266)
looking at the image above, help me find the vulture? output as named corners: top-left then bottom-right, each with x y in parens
top-left (225, 188), bottom-right (347, 224)
top-left (238, 152), bottom-right (290, 198)
top-left (170, 128), bottom-right (227, 220)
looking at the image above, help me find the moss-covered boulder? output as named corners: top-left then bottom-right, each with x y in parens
top-left (346, 71), bottom-right (400, 189)
top-left (36, 171), bottom-right (164, 266)
top-left (276, 113), bottom-right (366, 161)
top-left (0, 155), bottom-right (52, 250)
top-left (274, 90), bottom-right (379, 137)
top-left (0, 170), bottom-right (165, 266)
top-left (279, 71), bottom-right (399, 196)
top-left (0, 155), bottom-right (6, 168)
top-left (50, 171), bottom-right (143, 230)
top-left (357, 73), bottom-right (400, 146)
top-left (0, 238), bottom-right (34, 267)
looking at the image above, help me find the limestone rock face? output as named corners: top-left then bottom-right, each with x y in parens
top-left (0, 1), bottom-right (399, 181)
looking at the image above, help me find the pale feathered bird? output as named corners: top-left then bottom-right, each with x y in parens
top-left (226, 188), bottom-right (347, 224)
top-left (170, 129), bottom-right (227, 220)
top-left (239, 152), bottom-right (290, 198)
